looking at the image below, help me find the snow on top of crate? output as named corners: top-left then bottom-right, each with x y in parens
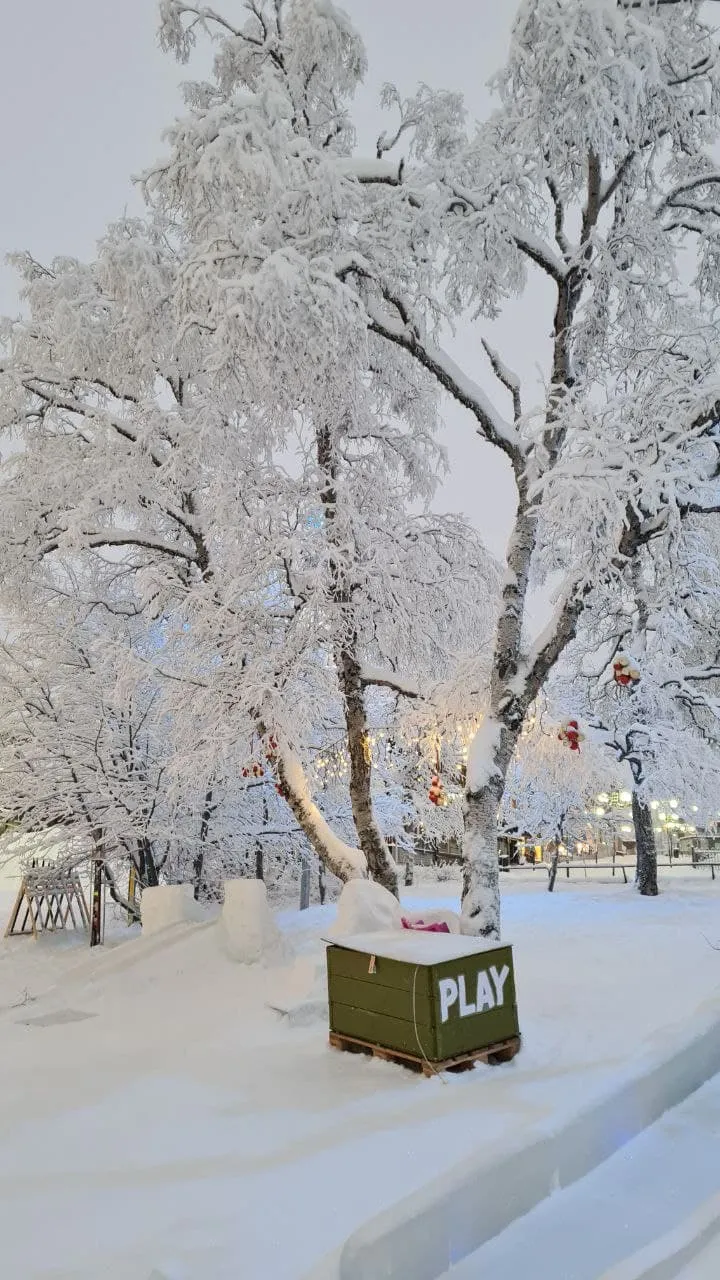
top-left (324, 930), bottom-right (509, 965)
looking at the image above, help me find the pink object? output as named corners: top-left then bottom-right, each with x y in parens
top-left (400, 917), bottom-right (450, 934)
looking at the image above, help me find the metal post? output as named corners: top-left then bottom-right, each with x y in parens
top-left (89, 859), bottom-right (104, 947)
top-left (299, 853), bottom-right (311, 911)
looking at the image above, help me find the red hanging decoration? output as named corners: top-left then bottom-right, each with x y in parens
top-left (242, 761), bottom-right (266, 779)
top-left (612, 654), bottom-right (640, 688)
top-left (428, 775), bottom-right (447, 806)
top-left (558, 719), bottom-right (585, 753)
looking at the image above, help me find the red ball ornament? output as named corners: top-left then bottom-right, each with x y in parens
top-left (558, 719), bottom-right (585, 753)
top-left (428, 775), bottom-right (446, 806)
top-left (612, 655), bottom-right (640, 688)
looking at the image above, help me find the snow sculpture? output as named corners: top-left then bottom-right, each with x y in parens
top-left (329, 879), bottom-right (403, 937)
top-left (140, 885), bottom-right (205, 937)
top-left (219, 878), bottom-right (286, 965)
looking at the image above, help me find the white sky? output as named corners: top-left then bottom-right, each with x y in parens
top-left (0, 0), bottom-right (546, 559)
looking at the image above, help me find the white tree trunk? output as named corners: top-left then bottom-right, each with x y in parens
top-left (462, 781), bottom-right (504, 939)
top-left (275, 742), bottom-right (368, 884)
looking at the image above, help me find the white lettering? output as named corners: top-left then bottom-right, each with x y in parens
top-left (475, 970), bottom-right (496, 1011)
top-left (439, 977), bottom-right (459, 1023)
top-left (490, 964), bottom-right (510, 1007)
top-left (458, 974), bottom-right (476, 1017)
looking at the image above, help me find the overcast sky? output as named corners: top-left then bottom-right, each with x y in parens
top-left (0, 0), bottom-right (539, 558)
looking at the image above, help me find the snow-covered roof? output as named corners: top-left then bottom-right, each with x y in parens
top-left (324, 930), bottom-right (510, 965)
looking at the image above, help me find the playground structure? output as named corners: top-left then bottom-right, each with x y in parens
top-left (4, 859), bottom-right (92, 940)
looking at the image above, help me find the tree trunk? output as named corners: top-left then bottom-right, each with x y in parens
top-left (462, 778), bottom-right (504, 938)
top-left (103, 859), bottom-right (141, 923)
top-left (316, 421), bottom-right (398, 897)
top-left (193, 785), bottom-right (214, 901)
top-left (338, 643), bottom-right (399, 896)
top-left (460, 480), bottom-right (536, 935)
top-left (137, 835), bottom-right (159, 888)
top-left (548, 847), bottom-right (560, 893)
top-left (274, 741), bottom-right (367, 883)
top-left (548, 813), bottom-right (566, 893)
top-left (632, 790), bottom-right (658, 897)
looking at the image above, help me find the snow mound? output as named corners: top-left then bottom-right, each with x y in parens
top-left (141, 885), bottom-right (204, 938)
top-left (328, 879), bottom-right (402, 937)
top-left (267, 953), bottom-right (329, 1026)
top-left (219, 878), bottom-right (287, 965)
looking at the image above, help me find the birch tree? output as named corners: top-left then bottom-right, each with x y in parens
top-left (151, 0), bottom-right (720, 934)
top-left (0, 209), bottom-right (495, 892)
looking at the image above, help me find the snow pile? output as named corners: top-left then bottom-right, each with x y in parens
top-left (267, 953), bottom-right (329, 1026)
top-left (219, 878), bottom-right (287, 965)
top-left (141, 885), bottom-right (204, 938)
top-left (328, 879), bottom-right (402, 937)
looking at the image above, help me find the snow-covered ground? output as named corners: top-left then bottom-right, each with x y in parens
top-left (1, 871), bottom-right (719, 1280)
top-left (441, 1068), bottom-right (720, 1279)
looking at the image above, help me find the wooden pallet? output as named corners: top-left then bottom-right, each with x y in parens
top-left (329, 1031), bottom-right (521, 1077)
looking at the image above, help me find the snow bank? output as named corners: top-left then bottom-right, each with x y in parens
top-left (328, 879), bottom-right (402, 937)
top-left (599, 1193), bottom-right (720, 1280)
top-left (140, 885), bottom-right (204, 938)
top-left (219, 878), bottom-right (287, 965)
top-left (332, 998), bottom-right (720, 1280)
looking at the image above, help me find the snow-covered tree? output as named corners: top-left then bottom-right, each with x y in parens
top-left (557, 518), bottom-right (720, 893)
top-left (148, 0), bottom-right (720, 935)
top-left (501, 702), bottom-right (616, 855)
top-left (0, 207), bottom-right (495, 892)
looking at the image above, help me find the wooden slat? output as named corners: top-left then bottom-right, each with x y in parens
top-left (329, 974), bottom-right (434, 1026)
top-left (327, 945), bottom-right (433, 995)
top-left (330, 1002), bottom-right (438, 1059)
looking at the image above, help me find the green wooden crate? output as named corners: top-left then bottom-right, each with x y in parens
top-left (327, 930), bottom-right (520, 1064)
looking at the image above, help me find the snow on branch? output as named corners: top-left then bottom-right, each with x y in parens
top-left (39, 530), bottom-right (199, 566)
top-left (448, 184), bottom-right (568, 285)
top-left (522, 586), bottom-right (589, 709)
top-left (275, 742), bottom-right (367, 881)
top-left (359, 666), bottom-right (420, 698)
top-left (362, 296), bottom-right (523, 464)
top-left (336, 157), bottom-right (404, 185)
top-left (481, 339), bottom-right (522, 423)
